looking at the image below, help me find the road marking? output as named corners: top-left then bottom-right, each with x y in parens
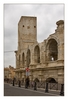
top-left (10, 85), bottom-right (59, 96)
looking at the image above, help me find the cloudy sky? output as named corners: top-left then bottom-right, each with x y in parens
top-left (4, 4), bottom-right (64, 68)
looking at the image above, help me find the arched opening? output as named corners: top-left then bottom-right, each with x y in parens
top-left (22, 53), bottom-right (25, 67)
top-left (34, 78), bottom-right (39, 82)
top-left (19, 55), bottom-right (20, 67)
top-left (27, 49), bottom-right (31, 67)
top-left (47, 39), bottom-right (58, 61)
top-left (34, 45), bottom-right (40, 63)
top-left (45, 77), bottom-right (57, 83)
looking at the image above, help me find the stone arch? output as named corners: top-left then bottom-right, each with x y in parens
top-left (45, 77), bottom-right (57, 83)
top-left (26, 49), bottom-right (31, 67)
top-left (22, 52), bottom-right (25, 67)
top-left (19, 55), bottom-right (20, 67)
top-left (46, 38), bottom-right (58, 61)
top-left (34, 78), bottom-right (40, 82)
top-left (34, 45), bottom-right (40, 63)
top-left (46, 35), bottom-right (59, 46)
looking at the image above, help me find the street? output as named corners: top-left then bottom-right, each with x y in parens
top-left (4, 83), bottom-right (60, 96)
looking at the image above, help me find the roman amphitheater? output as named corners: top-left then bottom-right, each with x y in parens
top-left (14, 16), bottom-right (64, 84)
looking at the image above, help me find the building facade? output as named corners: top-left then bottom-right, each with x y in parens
top-left (4, 65), bottom-right (15, 79)
top-left (15, 16), bottom-right (64, 84)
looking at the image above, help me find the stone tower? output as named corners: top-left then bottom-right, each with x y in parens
top-left (18, 16), bottom-right (37, 51)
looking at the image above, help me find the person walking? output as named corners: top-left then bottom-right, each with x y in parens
top-left (25, 77), bottom-right (30, 88)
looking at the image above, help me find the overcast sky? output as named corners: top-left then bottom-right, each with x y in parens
top-left (4, 4), bottom-right (64, 68)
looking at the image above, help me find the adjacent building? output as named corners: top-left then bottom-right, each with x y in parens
top-left (4, 65), bottom-right (15, 79)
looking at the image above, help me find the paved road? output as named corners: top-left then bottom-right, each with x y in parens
top-left (4, 83), bottom-right (60, 96)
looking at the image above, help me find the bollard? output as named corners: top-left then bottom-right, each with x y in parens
top-left (45, 82), bottom-right (48, 92)
top-left (25, 83), bottom-right (27, 88)
top-left (60, 84), bottom-right (64, 96)
top-left (34, 81), bottom-right (37, 90)
top-left (25, 81), bottom-right (28, 88)
top-left (19, 80), bottom-right (21, 87)
top-left (13, 79), bottom-right (14, 86)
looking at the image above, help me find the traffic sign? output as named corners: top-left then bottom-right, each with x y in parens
top-left (26, 67), bottom-right (30, 72)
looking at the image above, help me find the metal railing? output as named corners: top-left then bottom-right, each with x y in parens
top-left (4, 79), bottom-right (64, 96)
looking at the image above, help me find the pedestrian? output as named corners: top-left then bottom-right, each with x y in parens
top-left (34, 80), bottom-right (37, 90)
top-left (26, 77), bottom-right (29, 88)
top-left (31, 81), bottom-right (34, 87)
top-left (25, 77), bottom-right (30, 88)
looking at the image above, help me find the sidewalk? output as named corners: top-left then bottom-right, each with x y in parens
top-left (9, 83), bottom-right (60, 95)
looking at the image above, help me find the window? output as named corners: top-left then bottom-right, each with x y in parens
top-left (27, 26), bottom-right (30, 29)
top-left (27, 49), bottom-right (31, 67)
top-left (34, 26), bottom-right (36, 28)
top-left (34, 45), bottom-right (40, 63)
top-left (23, 25), bottom-right (24, 27)
top-left (22, 53), bottom-right (25, 66)
top-left (47, 39), bottom-right (58, 61)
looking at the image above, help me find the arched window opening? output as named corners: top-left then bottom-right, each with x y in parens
top-left (46, 77), bottom-right (57, 83)
top-left (27, 49), bottom-right (31, 67)
top-left (34, 78), bottom-right (39, 82)
top-left (47, 39), bottom-right (58, 61)
top-left (19, 55), bottom-right (20, 67)
top-left (34, 45), bottom-right (40, 63)
top-left (22, 53), bottom-right (25, 66)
